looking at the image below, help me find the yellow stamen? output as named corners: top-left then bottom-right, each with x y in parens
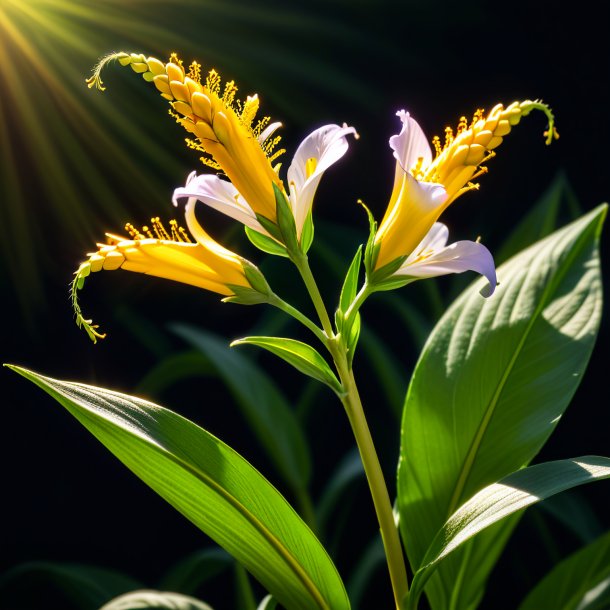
top-left (86, 51), bottom-right (287, 225)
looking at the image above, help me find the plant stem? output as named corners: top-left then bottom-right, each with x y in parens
top-left (292, 252), bottom-right (335, 339)
top-left (269, 293), bottom-right (328, 346)
top-left (291, 253), bottom-right (409, 608)
top-left (336, 362), bottom-right (409, 609)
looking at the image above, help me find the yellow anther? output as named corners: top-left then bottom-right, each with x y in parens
top-left (188, 61), bottom-right (202, 83)
top-left (206, 69), bottom-right (221, 96)
top-left (457, 116), bottom-right (468, 134)
top-left (222, 80), bottom-right (238, 106)
top-left (168, 52), bottom-right (183, 68)
top-left (444, 126), bottom-right (454, 148)
top-left (432, 135), bottom-right (442, 157)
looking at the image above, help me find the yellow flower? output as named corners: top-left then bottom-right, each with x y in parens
top-left (373, 101), bottom-right (558, 270)
top-left (87, 52), bottom-right (356, 248)
top-left (72, 199), bottom-right (262, 343)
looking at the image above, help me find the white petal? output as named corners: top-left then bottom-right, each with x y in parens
top-left (389, 110), bottom-right (433, 174)
top-left (287, 123), bottom-right (357, 236)
top-left (258, 121), bottom-right (282, 145)
top-left (404, 223), bottom-right (449, 264)
top-left (172, 173), bottom-right (267, 235)
top-left (398, 238), bottom-right (497, 297)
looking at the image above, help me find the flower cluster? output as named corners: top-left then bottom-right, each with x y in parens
top-left (74, 51), bottom-right (556, 341)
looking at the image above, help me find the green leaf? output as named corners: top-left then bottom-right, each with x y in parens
top-left (158, 548), bottom-right (232, 594)
top-left (8, 366), bottom-right (350, 610)
top-left (232, 336), bottom-right (342, 394)
top-left (0, 562), bottom-right (141, 610)
top-left (339, 246), bottom-right (363, 313)
top-left (519, 529), bottom-right (610, 610)
top-left (171, 326), bottom-right (312, 493)
top-left (274, 183), bottom-right (299, 253)
top-left (99, 590), bottom-right (214, 610)
top-left (408, 457), bottom-right (610, 608)
top-left (300, 211), bottom-right (315, 254)
top-left (398, 205), bottom-right (606, 609)
top-left (245, 226), bottom-right (289, 258)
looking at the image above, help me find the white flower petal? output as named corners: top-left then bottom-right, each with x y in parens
top-left (404, 223), bottom-right (449, 262)
top-left (258, 121), bottom-right (283, 145)
top-left (172, 173), bottom-right (267, 235)
top-left (389, 110), bottom-right (433, 174)
top-left (287, 123), bottom-right (357, 236)
top-left (398, 236), bottom-right (497, 297)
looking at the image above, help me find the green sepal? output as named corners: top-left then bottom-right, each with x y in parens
top-left (245, 226), bottom-right (289, 258)
top-left (367, 254), bottom-right (409, 288)
top-left (361, 201), bottom-right (380, 275)
top-left (300, 210), bottom-right (315, 254)
top-left (335, 246), bottom-right (363, 360)
top-left (224, 285), bottom-right (270, 305)
top-left (232, 336), bottom-right (343, 395)
top-left (224, 262), bottom-right (274, 305)
top-left (254, 213), bottom-right (283, 243)
top-left (273, 183), bottom-right (300, 254)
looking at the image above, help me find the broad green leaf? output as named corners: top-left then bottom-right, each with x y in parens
top-left (408, 457), bottom-right (610, 608)
top-left (0, 562), bottom-right (141, 610)
top-left (519, 529), bottom-right (610, 610)
top-left (99, 590), bottom-right (213, 610)
top-left (170, 326), bottom-right (312, 493)
top-left (398, 206), bottom-right (606, 610)
top-left (158, 548), bottom-right (232, 595)
top-left (9, 366), bottom-right (350, 610)
top-left (232, 336), bottom-right (342, 394)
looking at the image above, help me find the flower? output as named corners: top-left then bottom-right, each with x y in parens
top-left (87, 52), bottom-right (356, 248)
top-left (392, 222), bottom-right (497, 296)
top-left (72, 199), bottom-right (265, 343)
top-left (373, 101), bottom-right (557, 271)
top-left (172, 123), bottom-right (357, 242)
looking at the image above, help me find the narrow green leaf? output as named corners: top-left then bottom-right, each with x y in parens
top-left (339, 246), bottom-right (363, 313)
top-left (519, 529), bottom-right (610, 610)
top-left (398, 205), bottom-right (606, 609)
top-left (408, 457), bottom-right (610, 608)
top-left (8, 366), bottom-right (350, 610)
top-left (245, 226), bottom-right (289, 258)
top-left (0, 562), bottom-right (141, 610)
top-left (274, 183), bottom-right (299, 253)
top-left (171, 326), bottom-right (312, 492)
top-left (158, 548), bottom-right (232, 594)
top-left (99, 590), bottom-right (214, 610)
top-left (232, 336), bottom-right (342, 394)
top-left (300, 211), bottom-right (315, 254)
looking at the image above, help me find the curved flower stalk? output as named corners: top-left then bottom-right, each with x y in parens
top-left (87, 52), bottom-right (356, 252)
top-left (71, 200), bottom-right (270, 343)
top-left (371, 102), bottom-right (558, 274)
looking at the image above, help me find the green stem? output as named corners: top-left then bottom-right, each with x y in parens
top-left (344, 281), bottom-right (373, 323)
top-left (292, 252), bottom-right (335, 339)
top-left (291, 249), bottom-right (409, 608)
top-left (269, 293), bottom-right (328, 346)
top-left (337, 363), bottom-right (409, 610)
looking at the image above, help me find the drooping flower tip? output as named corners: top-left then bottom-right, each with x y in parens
top-left (70, 261), bottom-right (106, 343)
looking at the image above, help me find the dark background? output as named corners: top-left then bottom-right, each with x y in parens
top-left (1, 0), bottom-right (608, 608)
